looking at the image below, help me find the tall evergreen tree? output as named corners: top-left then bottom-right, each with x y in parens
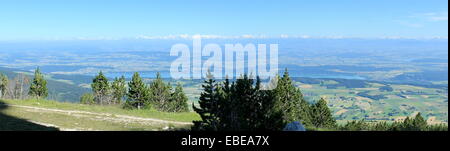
top-left (192, 71), bottom-right (221, 131)
top-left (126, 72), bottom-right (149, 109)
top-left (91, 71), bottom-right (110, 105)
top-left (112, 76), bottom-right (127, 104)
top-left (149, 72), bottom-right (172, 111)
top-left (0, 73), bottom-right (8, 98)
top-left (230, 75), bottom-right (260, 130)
top-left (258, 78), bottom-right (285, 131)
top-left (401, 117), bottom-right (414, 131)
top-left (216, 77), bottom-right (231, 130)
top-left (310, 98), bottom-right (337, 128)
top-left (273, 69), bottom-right (312, 126)
top-left (412, 112), bottom-right (427, 131)
top-left (170, 83), bottom-right (189, 112)
top-left (29, 67), bottom-right (48, 99)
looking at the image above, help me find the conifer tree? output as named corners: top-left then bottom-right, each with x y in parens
top-left (91, 71), bottom-right (110, 105)
top-left (273, 69), bottom-right (312, 126)
top-left (340, 120), bottom-right (367, 131)
top-left (258, 79), bottom-right (285, 131)
top-left (192, 69), bottom-right (338, 131)
top-left (0, 73), bottom-right (8, 98)
top-left (230, 75), bottom-right (257, 130)
top-left (29, 67), bottom-right (48, 99)
top-left (112, 76), bottom-right (127, 104)
top-left (192, 71), bottom-right (221, 131)
top-left (311, 98), bottom-right (337, 128)
top-left (126, 72), bottom-right (148, 109)
top-left (372, 121), bottom-right (390, 131)
top-left (170, 83), bottom-right (189, 112)
top-left (412, 112), bottom-right (427, 131)
top-left (149, 72), bottom-right (172, 111)
top-left (249, 76), bottom-right (265, 130)
top-left (195, 74), bottom-right (285, 131)
top-left (216, 77), bottom-right (233, 130)
top-left (401, 117), bottom-right (414, 131)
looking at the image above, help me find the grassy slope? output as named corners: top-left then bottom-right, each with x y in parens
top-left (0, 99), bottom-right (200, 131)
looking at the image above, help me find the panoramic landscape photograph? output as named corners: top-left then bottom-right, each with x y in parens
top-left (0, 0), bottom-right (448, 134)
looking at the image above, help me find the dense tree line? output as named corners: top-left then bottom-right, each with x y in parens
top-left (192, 69), bottom-right (447, 131)
top-left (192, 69), bottom-right (336, 131)
top-left (84, 71), bottom-right (189, 113)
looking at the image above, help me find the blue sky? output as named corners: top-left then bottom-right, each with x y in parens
top-left (0, 0), bottom-right (448, 40)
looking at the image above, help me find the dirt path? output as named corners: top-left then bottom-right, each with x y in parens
top-left (27, 120), bottom-right (82, 131)
top-left (5, 104), bottom-right (193, 129)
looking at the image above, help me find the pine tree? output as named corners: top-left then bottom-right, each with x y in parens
top-left (311, 98), bottom-right (337, 128)
top-left (126, 72), bottom-right (149, 109)
top-left (258, 78), bottom-right (284, 131)
top-left (195, 74), bottom-right (285, 131)
top-left (412, 112), bottom-right (427, 131)
top-left (401, 117), bottom-right (414, 131)
top-left (29, 67), bottom-right (48, 99)
top-left (398, 114), bottom-right (428, 131)
top-left (192, 71), bottom-right (221, 131)
top-left (372, 121), bottom-right (390, 131)
top-left (112, 76), bottom-right (127, 104)
top-left (91, 71), bottom-right (110, 105)
top-left (215, 77), bottom-right (235, 131)
top-left (230, 75), bottom-right (257, 130)
top-left (149, 72), bottom-right (172, 111)
top-left (170, 83), bottom-right (189, 112)
top-left (299, 97), bottom-right (312, 126)
top-left (0, 73), bottom-right (8, 98)
top-left (273, 69), bottom-right (312, 126)
top-left (249, 76), bottom-right (265, 130)
top-left (340, 120), bottom-right (367, 131)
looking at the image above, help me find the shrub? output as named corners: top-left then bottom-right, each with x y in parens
top-left (80, 93), bottom-right (95, 105)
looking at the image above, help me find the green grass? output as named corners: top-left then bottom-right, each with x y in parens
top-left (0, 99), bottom-right (200, 131)
top-left (1, 106), bottom-right (164, 131)
top-left (1, 99), bottom-right (200, 123)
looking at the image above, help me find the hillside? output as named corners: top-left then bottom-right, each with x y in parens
top-left (0, 67), bottom-right (91, 102)
top-left (0, 99), bottom-right (199, 131)
top-left (1, 66), bottom-right (448, 123)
